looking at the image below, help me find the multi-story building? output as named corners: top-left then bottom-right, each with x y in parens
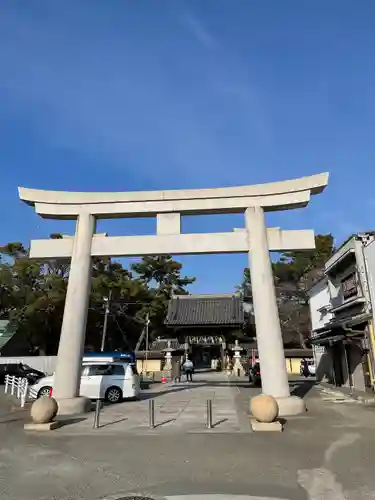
top-left (308, 233), bottom-right (375, 392)
top-left (307, 277), bottom-right (333, 382)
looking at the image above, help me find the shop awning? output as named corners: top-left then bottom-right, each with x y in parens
top-left (311, 312), bottom-right (371, 345)
top-left (312, 333), bottom-right (345, 345)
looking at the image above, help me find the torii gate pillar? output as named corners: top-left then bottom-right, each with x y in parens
top-left (246, 206), bottom-right (304, 415)
top-left (53, 213), bottom-right (96, 414)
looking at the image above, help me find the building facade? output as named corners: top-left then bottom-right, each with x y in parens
top-left (309, 233), bottom-right (375, 391)
top-left (165, 294), bottom-right (245, 368)
top-left (307, 278), bottom-right (333, 382)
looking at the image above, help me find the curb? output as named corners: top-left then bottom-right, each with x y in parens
top-left (318, 383), bottom-right (375, 406)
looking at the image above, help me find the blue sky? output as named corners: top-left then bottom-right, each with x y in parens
top-left (1, 0), bottom-right (375, 293)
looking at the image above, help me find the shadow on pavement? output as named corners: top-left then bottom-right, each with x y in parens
top-left (154, 418), bottom-right (176, 428)
top-left (290, 380), bottom-right (316, 398)
top-left (59, 417), bottom-right (87, 427)
top-left (139, 383), bottom-right (207, 400)
top-left (0, 417), bottom-right (26, 424)
top-left (213, 418), bottom-right (228, 428)
top-left (100, 417), bottom-right (128, 428)
top-left (140, 379), bottom-right (260, 400)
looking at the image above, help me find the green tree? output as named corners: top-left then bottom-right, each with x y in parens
top-left (131, 255), bottom-right (195, 295)
top-left (87, 258), bottom-right (152, 351)
top-left (239, 234), bottom-right (335, 347)
top-left (0, 241), bottom-right (67, 354)
top-left (131, 255), bottom-right (196, 338)
top-left (1, 242), bottom-right (195, 353)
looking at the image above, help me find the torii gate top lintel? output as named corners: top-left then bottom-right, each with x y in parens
top-left (18, 172), bottom-right (328, 219)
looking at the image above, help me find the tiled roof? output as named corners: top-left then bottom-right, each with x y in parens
top-left (165, 295), bottom-right (244, 326)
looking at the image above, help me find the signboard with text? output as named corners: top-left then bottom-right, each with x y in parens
top-left (186, 336), bottom-right (224, 345)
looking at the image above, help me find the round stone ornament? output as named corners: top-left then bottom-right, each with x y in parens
top-left (30, 395), bottom-right (58, 424)
top-left (250, 394), bottom-right (279, 423)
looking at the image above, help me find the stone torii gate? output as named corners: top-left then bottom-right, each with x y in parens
top-left (19, 172), bottom-right (328, 416)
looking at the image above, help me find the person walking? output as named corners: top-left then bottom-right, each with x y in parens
top-left (302, 359), bottom-right (310, 378)
top-left (183, 357), bottom-right (194, 382)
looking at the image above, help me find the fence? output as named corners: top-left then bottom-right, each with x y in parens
top-left (4, 375), bottom-right (37, 407)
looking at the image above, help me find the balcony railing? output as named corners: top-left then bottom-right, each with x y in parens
top-left (330, 295), bottom-right (365, 313)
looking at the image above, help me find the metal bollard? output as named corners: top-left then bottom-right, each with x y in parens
top-left (149, 399), bottom-right (155, 428)
top-left (93, 399), bottom-right (101, 429)
top-left (11, 377), bottom-right (15, 396)
top-left (206, 399), bottom-right (213, 429)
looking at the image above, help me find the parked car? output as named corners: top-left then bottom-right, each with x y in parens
top-left (300, 359), bottom-right (316, 377)
top-left (29, 360), bottom-right (141, 403)
top-left (249, 362), bottom-right (261, 387)
top-left (0, 363), bottom-right (45, 384)
top-left (307, 360), bottom-right (316, 376)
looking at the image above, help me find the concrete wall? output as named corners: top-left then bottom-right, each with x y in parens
top-left (349, 344), bottom-right (366, 391)
top-left (0, 356), bottom-right (57, 375)
top-left (336, 343), bottom-right (366, 391)
top-left (285, 358), bottom-right (305, 375)
top-left (136, 358), bottom-right (162, 374)
top-left (314, 346), bottom-right (333, 383)
top-left (308, 278), bottom-right (332, 332)
top-left (308, 279), bottom-right (333, 381)
top-left (364, 239), bottom-right (375, 320)
top-left (0, 356), bottom-right (164, 378)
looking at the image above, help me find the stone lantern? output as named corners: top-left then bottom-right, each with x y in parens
top-left (232, 339), bottom-right (245, 376)
top-left (164, 340), bottom-right (173, 370)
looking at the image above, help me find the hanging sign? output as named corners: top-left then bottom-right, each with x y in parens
top-left (186, 335), bottom-right (224, 345)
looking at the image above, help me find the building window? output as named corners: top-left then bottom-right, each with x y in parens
top-left (87, 364), bottom-right (113, 376)
top-left (110, 364), bottom-right (125, 376)
top-left (341, 273), bottom-right (358, 300)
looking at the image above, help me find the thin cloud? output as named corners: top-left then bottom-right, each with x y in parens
top-left (0, 2), bottom-right (268, 190)
top-left (182, 11), bottom-right (217, 49)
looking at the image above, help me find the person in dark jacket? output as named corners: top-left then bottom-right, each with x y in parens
top-left (301, 359), bottom-right (310, 378)
top-left (182, 358), bottom-right (194, 382)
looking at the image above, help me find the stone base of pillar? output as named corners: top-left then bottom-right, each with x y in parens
top-left (56, 396), bottom-right (92, 415)
top-left (275, 395), bottom-right (306, 416)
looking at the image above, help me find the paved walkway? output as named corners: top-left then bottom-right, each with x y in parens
top-left (3, 376), bottom-right (375, 499)
top-left (3, 381), bottom-right (375, 499)
top-left (55, 371), bottom-right (254, 435)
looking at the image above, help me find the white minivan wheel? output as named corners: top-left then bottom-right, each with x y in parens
top-left (37, 386), bottom-right (52, 398)
top-left (105, 386), bottom-right (123, 403)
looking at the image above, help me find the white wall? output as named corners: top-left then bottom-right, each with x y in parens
top-left (308, 279), bottom-right (332, 381)
top-left (308, 279), bottom-right (332, 332)
top-left (0, 356), bottom-right (57, 375)
top-left (364, 238), bottom-right (375, 309)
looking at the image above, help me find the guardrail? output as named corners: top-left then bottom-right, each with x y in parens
top-left (4, 375), bottom-right (37, 407)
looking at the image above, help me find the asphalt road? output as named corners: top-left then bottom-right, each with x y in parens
top-left (1, 378), bottom-right (375, 499)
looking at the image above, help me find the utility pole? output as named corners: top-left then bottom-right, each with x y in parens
top-left (144, 312), bottom-right (150, 372)
top-left (100, 289), bottom-right (112, 352)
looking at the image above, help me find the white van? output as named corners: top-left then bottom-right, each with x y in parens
top-left (30, 359), bottom-right (141, 403)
